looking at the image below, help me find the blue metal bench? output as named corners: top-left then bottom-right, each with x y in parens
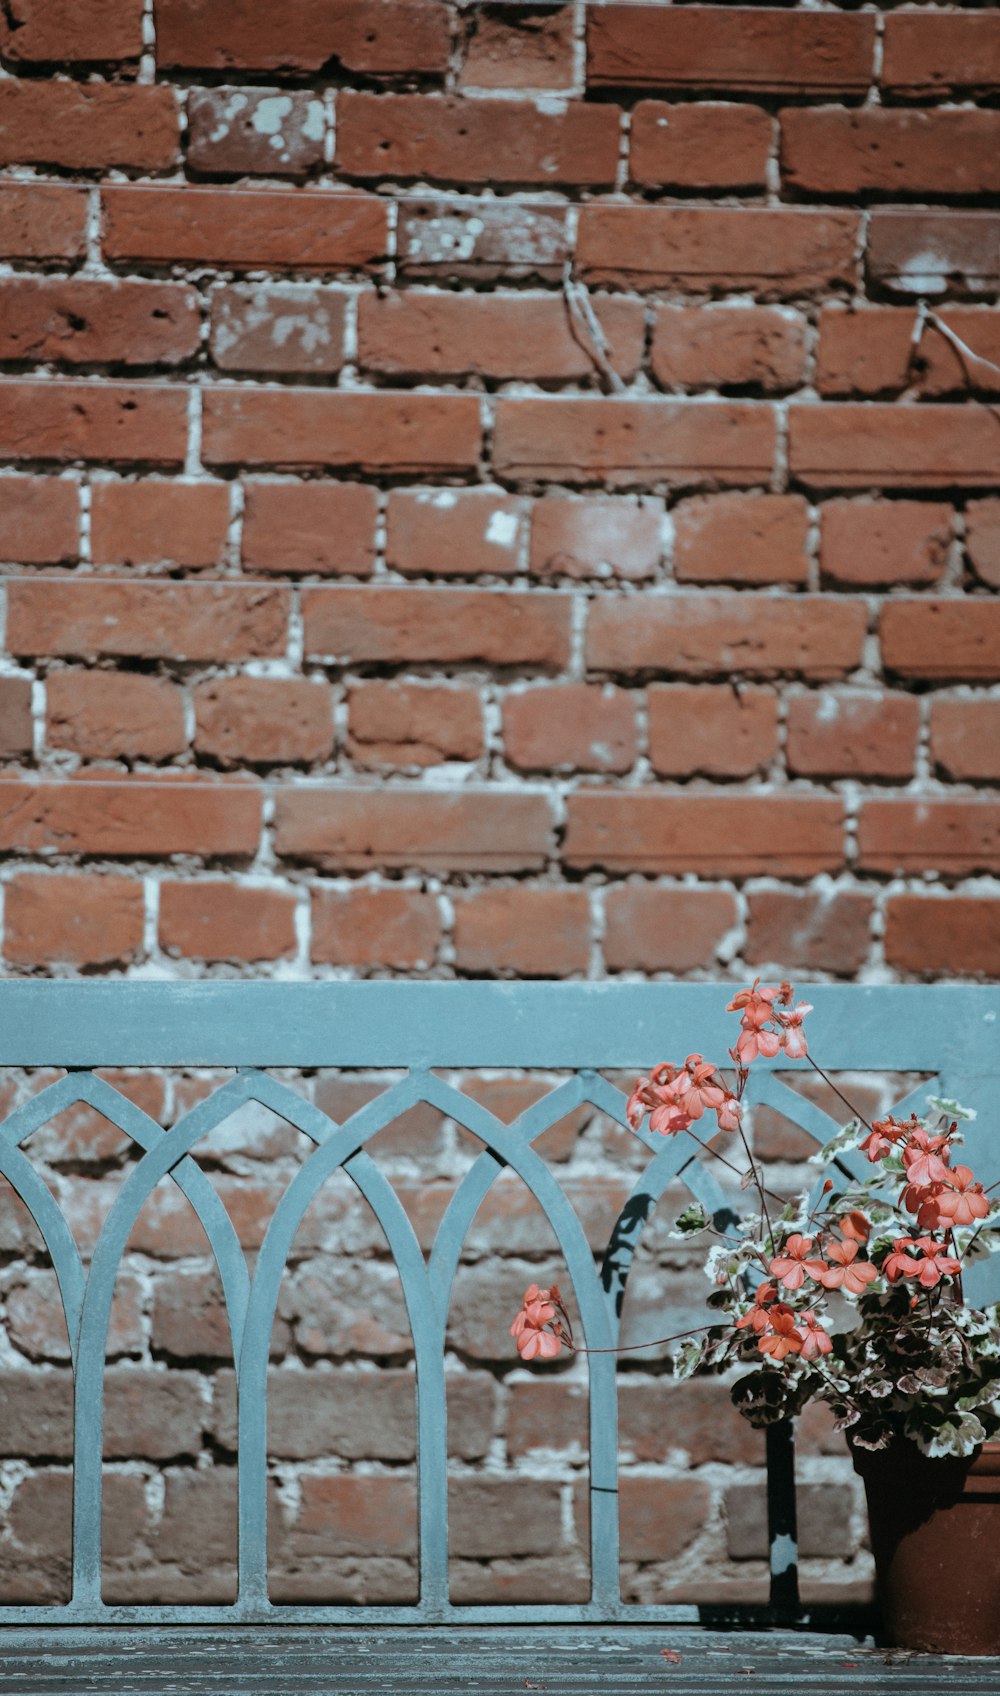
top-left (0, 980), bottom-right (998, 1694)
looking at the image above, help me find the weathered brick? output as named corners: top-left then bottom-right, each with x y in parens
top-left (881, 600), bottom-right (1000, 682)
top-left (302, 586), bottom-right (571, 668)
top-left (744, 888), bottom-right (873, 976)
top-left (0, 380), bottom-right (187, 467)
top-left (155, 0), bottom-right (451, 76)
top-left (311, 885), bottom-right (441, 969)
top-left (8, 1271), bottom-right (144, 1360)
top-left (577, 1476), bottom-right (710, 1563)
top-left (0, 278), bottom-right (199, 368)
top-left (603, 885), bottom-right (739, 973)
top-left (0, 183), bottom-right (87, 261)
top-left (274, 787), bottom-right (554, 873)
top-left (451, 1478), bottom-right (562, 1559)
top-left (786, 691), bottom-right (920, 780)
top-left (9, 1470), bottom-right (146, 1567)
top-left (529, 495), bottom-right (662, 581)
top-left (652, 307), bottom-right (806, 394)
top-left (102, 184), bottom-right (388, 272)
top-left (576, 205), bottom-right (859, 295)
top-left (210, 284), bottom-right (346, 375)
top-left (816, 306), bottom-right (1000, 398)
top-left (631, 102), bottom-right (773, 192)
top-left (453, 887), bottom-right (590, 977)
top-left (187, 88), bottom-right (325, 176)
top-left (502, 683), bottom-right (637, 775)
top-left (202, 387), bottom-right (481, 473)
top-left (726, 1483), bottom-right (855, 1560)
top-left (819, 498), bottom-right (950, 587)
top-left (0, 676), bottom-right (33, 757)
top-left (857, 799), bottom-right (1000, 876)
top-left (868, 210), bottom-right (1000, 299)
top-left (194, 677), bottom-right (333, 767)
top-left (930, 698), bottom-right (1000, 782)
top-left (242, 481), bottom-right (376, 576)
top-left (673, 493), bottom-right (809, 585)
top-left (337, 92), bottom-right (620, 187)
top-left (1, 0), bottom-right (142, 61)
top-left (781, 108), bottom-right (1000, 199)
top-left (347, 681), bottom-right (483, 767)
top-left (8, 580), bottom-right (289, 662)
top-left (587, 593), bottom-right (866, 680)
top-left (882, 13), bottom-right (1000, 98)
top-left (0, 778), bottom-right (262, 859)
top-left (47, 669), bottom-right (187, 761)
top-left (966, 499), bottom-right (1000, 590)
top-left (0, 80), bottom-right (179, 171)
top-left (290, 1474), bottom-right (417, 1558)
top-left (885, 895), bottom-right (1000, 979)
top-left (153, 1268), bottom-right (282, 1359)
top-left (3, 873), bottom-right (145, 966)
top-left (493, 397), bottom-right (774, 488)
top-left (588, 7), bottom-right (874, 93)
top-left (397, 197), bottom-right (567, 282)
top-left (0, 475), bottom-right (78, 565)
top-left (386, 488), bottom-right (524, 578)
top-left (357, 290), bottom-right (643, 384)
top-left (159, 881), bottom-right (297, 962)
top-left (647, 684), bottom-right (777, 778)
top-left (90, 479), bottom-right (230, 569)
top-left (788, 404), bottom-right (1000, 489)
top-left (460, 5), bottom-right (574, 90)
top-left (563, 793), bottom-right (844, 877)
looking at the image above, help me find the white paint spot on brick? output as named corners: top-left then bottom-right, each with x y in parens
top-left (816, 694), bottom-right (840, 724)
top-left (302, 100), bottom-right (325, 143)
top-left (430, 490), bottom-right (458, 508)
top-left (252, 95), bottom-right (293, 137)
top-left (897, 249), bottom-right (949, 296)
top-left (486, 511), bottom-right (518, 548)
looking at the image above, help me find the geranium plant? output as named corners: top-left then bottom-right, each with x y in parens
top-left (511, 983), bottom-right (1000, 1460)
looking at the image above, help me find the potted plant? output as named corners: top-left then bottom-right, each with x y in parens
top-left (510, 983), bottom-right (1000, 1655)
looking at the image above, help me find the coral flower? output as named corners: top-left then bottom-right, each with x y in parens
top-left (859, 1115), bottom-right (909, 1163)
top-left (778, 1002), bottom-right (813, 1060)
top-left (883, 1238), bottom-right (921, 1282)
top-left (510, 1284), bottom-right (563, 1360)
top-left (735, 1002), bottom-right (783, 1066)
top-left (770, 1234), bottom-right (827, 1291)
top-left (840, 1210), bottom-right (871, 1243)
top-left (815, 1239), bottom-right (878, 1295)
top-left (758, 1307), bottom-right (803, 1361)
top-left (715, 1093), bottom-right (743, 1134)
top-left (671, 1055), bottom-right (726, 1121)
top-left (736, 1281), bottom-right (778, 1334)
top-left (902, 1130), bottom-right (952, 1190)
top-left (933, 1166), bottom-right (990, 1228)
top-left (798, 1310), bottom-right (833, 1361)
top-left (909, 1238), bottom-right (962, 1290)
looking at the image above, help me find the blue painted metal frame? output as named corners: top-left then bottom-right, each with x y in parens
top-left (0, 981), bottom-right (996, 1629)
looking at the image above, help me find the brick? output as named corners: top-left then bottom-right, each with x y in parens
top-left (819, 498), bottom-right (950, 587)
top-left (337, 92), bottom-right (620, 188)
top-left (10, 1470), bottom-right (146, 1565)
top-left (587, 7), bottom-right (874, 94)
top-left (386, 488), bottom-right (524, 579)
top-left (817, 306), bottom-right (1000, 399)
top-left (159, 881), bottom-right (296, 962)
top-left (577, 205), bottom-right (859, 296)
top-left (213, 1366), bottom-right (491, 1461)
top-left (631, 102), bottom-right (773, 192)
top-left (563, 793), bottom-right (844, 877)
top-left (357, 290), bottom-right (643, 385)
top-left (577, 1476), bottom-right (710, 1563)
top-left (647, 684), bottom-right (777, 778)
top-left (0, 778), bottom-right (262, 858)
top-left (8, 580), bottom-right (288, 663)
top-left (881, 600), bottom-right (1000, 682)
top-left (1, 0), bottom-right (143, 61)
top-left (202, 388), bottom-right (480, 474)
top-left (450, 1479), bottom-right (562, 1559)
top-left (781, 108), bottom-right (1000, 199)
top-left (90, 480), bottom-right (230, 569)
top-left (302, 586), bottom-right (571, 668)
top-left (0, 183), bottom-right (87, 262)
top-left (242, 481), bottom-right (376, 576)
top-left (966, 499), bottom-right (1000, 590)
top-left (603, 885), bottom-right (739, 973)
top-left (0, 476), bottom-right (78, 565)
top-left (210, 285), bottom-right (346, 375)
top-left (652, 307), bottom-right (806, 394)
top-left (0, 676), bottom-right (32, 758)
top-left (587, 594), bottom-right (866, 680)
top-left (883, 14), bottom-right (1000, 98)
top-left (502, 683), bottom-right (637, 775)
top-left (726, 1483), bottom-right (854, 1560)
top-left (0, 380), bottom-right (187, 467)
top-left (154, 1268), bottom-right (287, 1358)
top-left (857, 799), bottom-right (1000, 876)
top-left (868, 211), bottom-right (1000, 299)
top-left (453, 887), bottom-right (590, 977)
top-left (673, 493), bottom-right (809, 585)
top-left (788, 404), bottom-right (1000, 490)
top-left (493, 397), bottom-right (774, 488)
top-left (194, 677), bottom-right (333, 767)
top-left (102, 184), bottom-right (388, 273)
top-left (786, 691), bottom-right (920, 780)
top-left (3, 873), bottom-right (145, 966)
top-left (884, 895), bottom-right (1000, 979)
top-left (311, 885), bottom-right (441, 968)
top-left (397, 197), bottom-right (567, 283)
top-left (347, 681), bottom-right (483, 767)
top-left (0, 81), bottom-right (178, 171)
top-left (460, 6), bottom-right (574, 90)
top-left (0, 277), bottom-right (199, 369)
top-left (187, 88), bottom-right (325, 176)
top-left (931, 698), bottom-right (1000, 781)
top-left (292, 1474), bottom-right (417, 1559)
top-left (155, 0), bottom-right (451, 76)
top-left (0, 1369), bottom-right (205, 1462)
top-left (529, 495), bottom-right (661, 582)
top-left (274, 787), bottom-right (554, 873)
top-left (745, 888), bottom-right (874, 976)
top-left (46, 669), bottom-right (187, 761)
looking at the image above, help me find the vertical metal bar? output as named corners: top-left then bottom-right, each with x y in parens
top-left (766, 1418), bottom-right (800, 1618)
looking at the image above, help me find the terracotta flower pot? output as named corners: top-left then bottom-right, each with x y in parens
top-left (851, 1437), bottom-right (1000, 1654)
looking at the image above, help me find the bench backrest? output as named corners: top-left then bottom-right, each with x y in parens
top-left (0, 981), bottom-right (997, 1627)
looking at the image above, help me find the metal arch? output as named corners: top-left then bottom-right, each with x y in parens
top-left (0, 1136), bottom-right (85, 1367)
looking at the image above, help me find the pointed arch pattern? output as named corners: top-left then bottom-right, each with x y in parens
top-left (0, 983), bottom-right (996, 1627)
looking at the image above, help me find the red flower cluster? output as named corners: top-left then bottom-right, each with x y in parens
top-left (626, 1053), bottom-right (742, 1139)
top-left (737, 1283), bottom-right (832, 1362)
top-left (727, 981), bottom-right (812, 1065)
top-left (861, 1113), bottom-right (989, 1232)
top-left (509, 1283), bottom-right (567, 1361)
